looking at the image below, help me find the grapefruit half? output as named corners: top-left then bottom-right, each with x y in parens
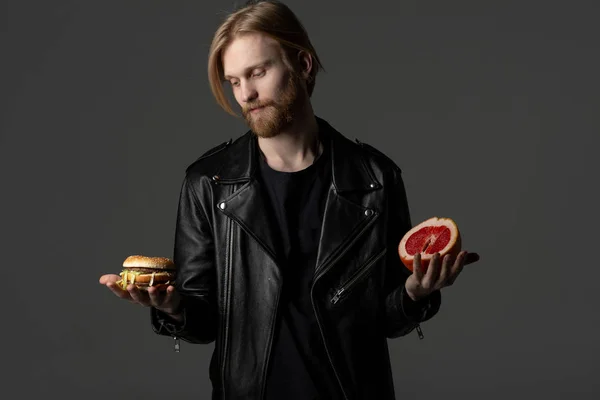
top-left (398, 217), bottom-right (461, 273)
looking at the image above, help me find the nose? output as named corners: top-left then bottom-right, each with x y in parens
top-left (240, 80), bottom-right (258, 103)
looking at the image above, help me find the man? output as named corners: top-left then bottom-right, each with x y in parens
top-left (100, 1), bottom-right (480, 399)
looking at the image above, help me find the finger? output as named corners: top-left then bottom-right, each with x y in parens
top-left (148, 286), bottom-right (168, 308)
top-left (437, 253), bottom-right (454, 288)
top-left (106, 281), bottom-right (133, 301)
top-left (127, 285), bottom-right (151, 307)
top-left (422, 253), bottom-right (441, 290)
top-left (99, 274), bottom-right (121, 285)
top-left (150, 286), bottom-right (181, 314)
top-left (413, 252), bottom-right (424, 281)
top-left (163, 286), bottom-right (181, 311)
top-left (164, 285), bottom-right (177, 304)
top-left (447, 251), bottom-right (468, 285)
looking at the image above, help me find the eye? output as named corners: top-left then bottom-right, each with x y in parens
top-left (230, 80), bottom-right (240, 87)
top-left (252, 70), bottom-right (266, 78)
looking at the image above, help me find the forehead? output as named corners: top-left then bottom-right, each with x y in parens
top-left (222, 32), bottom-right (282, 77)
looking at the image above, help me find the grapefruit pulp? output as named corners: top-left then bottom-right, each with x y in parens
top-left (398, 217), bottom-right (461, 273)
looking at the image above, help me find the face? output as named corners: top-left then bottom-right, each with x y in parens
top-left (222, 32), bottom-right (305, 138)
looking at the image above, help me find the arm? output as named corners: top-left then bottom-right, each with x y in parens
top-left (151, 175), bottom-right (218, 344)
top-left (383, 166), bottom-right (441, 338)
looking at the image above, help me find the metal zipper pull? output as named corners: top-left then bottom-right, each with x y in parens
top-left (331, 288), bottom-right (345, 304)
top-left (173, 336), bottom-right (180, 352)
top-left (416, 324), bottom-right (424, 340)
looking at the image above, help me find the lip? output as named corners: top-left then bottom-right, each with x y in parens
top-left (250, 106), bottom-right (264, 113)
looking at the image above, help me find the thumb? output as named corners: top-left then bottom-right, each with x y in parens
top-left (164, 286), bottom-right (181, 309)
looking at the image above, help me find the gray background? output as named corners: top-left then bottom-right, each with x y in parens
top-left (2, 0), bottom-right (598, 399)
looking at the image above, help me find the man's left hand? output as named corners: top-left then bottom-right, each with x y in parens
top-left (405, 251), bottom-right (480, 302)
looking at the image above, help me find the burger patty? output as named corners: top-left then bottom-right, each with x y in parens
top-left (124, 267), bottom-right (175, 274)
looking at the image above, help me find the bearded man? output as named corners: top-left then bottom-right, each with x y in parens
top-left (100, 1), bottom-right (480, 399)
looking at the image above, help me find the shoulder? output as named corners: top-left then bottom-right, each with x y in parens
top-left (184, 129), bottom-right (256, 185)
top-left (354, 137), bottom-right (403, 175)
top-left (320, 116), bottom-right (402, 174)
top-left (181, 130), bottom-right (253, 191)
top-left (185, 138), bottom-right (233, 175)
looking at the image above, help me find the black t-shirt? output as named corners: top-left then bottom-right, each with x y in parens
top-left (257, 136), bottom-right (343, 400)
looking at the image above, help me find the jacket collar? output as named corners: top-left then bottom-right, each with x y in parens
top-left (214, 116), bottom-right (384, 279)
top-left (214, 116), bottom-right (381, 192)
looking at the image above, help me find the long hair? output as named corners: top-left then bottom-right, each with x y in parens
top-left (208, 0), bottom-right (325, 117)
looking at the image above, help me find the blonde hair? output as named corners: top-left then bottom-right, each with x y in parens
top-left (208, 0), bottom-right (324, 116)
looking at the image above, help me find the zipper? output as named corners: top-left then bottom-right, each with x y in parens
top-left (416, 324), bottom-right (424, 340)
top-left (328, 247), bottom-right (426, 340)
top-left (330, 247), bottom-right (387, 305)
top-left (311, 293), bottom-right (349, 400)
top-left (171, 302), bottom-right (185, 352)
top-left (260, 274), bottom-right (283, 400)
top-left (221, 208), bottom-right (234, 397)
top-left (310, 209), bottom-right (379, 400)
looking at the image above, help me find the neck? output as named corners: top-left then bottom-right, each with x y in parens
top-left (257, 103), bottom-right (322, 172)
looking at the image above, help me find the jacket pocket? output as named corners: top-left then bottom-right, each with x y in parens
top-left (330, 247), bottom-right (387, 305)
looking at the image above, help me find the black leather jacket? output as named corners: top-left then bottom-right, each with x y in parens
top-left (150, 117), bottom-right (441, 399)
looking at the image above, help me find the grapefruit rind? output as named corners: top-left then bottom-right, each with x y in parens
top-left (398, 216), bottom-right (461, 271)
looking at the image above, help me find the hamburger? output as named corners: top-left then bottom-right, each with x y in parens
top-left (116, 255), bottom-right (176, 291)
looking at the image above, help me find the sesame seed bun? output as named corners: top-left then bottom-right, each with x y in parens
top-left (122, 255), bottom-right (175, 270)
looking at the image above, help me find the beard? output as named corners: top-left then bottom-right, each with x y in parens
top-left (242, 72), bottom-right (303, 139)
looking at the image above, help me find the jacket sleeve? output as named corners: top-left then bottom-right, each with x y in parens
top-left (383, 166), bottom-right (441, 338)
top-left (150, 175), bottom-right (218, 344)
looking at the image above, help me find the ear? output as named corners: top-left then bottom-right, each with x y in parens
top-left (297, 50), bottom-right (313, 81)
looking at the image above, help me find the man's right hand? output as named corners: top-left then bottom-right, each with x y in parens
top-left (99, 274), bottom-right (183, 322)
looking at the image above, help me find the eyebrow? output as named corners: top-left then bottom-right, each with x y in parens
top-left (223, 59), bottom-right (273, 81)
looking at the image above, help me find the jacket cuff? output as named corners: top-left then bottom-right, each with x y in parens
top-left (151, 306), bottom-right (187, 336)
top-left (399, 286), bottom-right (428, 321)
top-left (399, 286), bottom-right (441, 322)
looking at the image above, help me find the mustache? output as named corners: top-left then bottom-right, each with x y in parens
top-left (243, 101), bottom-right (276, 113)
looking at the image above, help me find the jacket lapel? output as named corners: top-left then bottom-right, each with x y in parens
top-left (212, 131), bottom-right (282, 265)
top-left (312, 118), bottom-right (382, 278)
